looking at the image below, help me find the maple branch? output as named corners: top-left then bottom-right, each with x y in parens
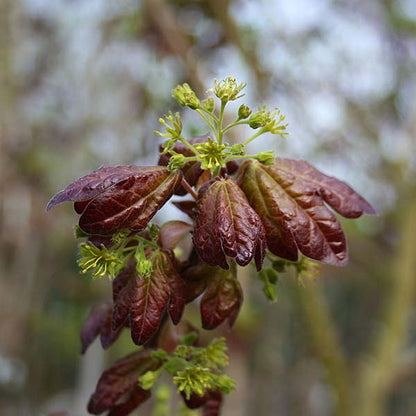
top-left (294, 280), bottom-right (353, 416)
top-left (357, 202), bottom-right (416, 416)
top-left (142, 0), bottom-right (204, 94)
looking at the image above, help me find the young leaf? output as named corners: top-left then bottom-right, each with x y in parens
top-left (203, 390), bottom-right (223, 416)
top-left (107, 386), bottom-right (151, 416)
top-left (78, 168), bottom-right (182, 235)
top-left (47, 165), bottom-right (182, 235)
top-left (193, 178), bottom-right (266, 270)
top-left (87, 351), bottom-right (156, 414)
top-left (238, 159), bottom-right (376, 266)
top-left (80, 302), bottom-right (122, 354)
top-left (158, 220), bottom-right (193, 249)
top-left (130, 250), bottom-right (186, 345)
top-left (200, 265), bottom-right (243, 330)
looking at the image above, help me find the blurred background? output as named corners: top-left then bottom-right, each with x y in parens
top-left (1, 0), bottom-right (416, 415)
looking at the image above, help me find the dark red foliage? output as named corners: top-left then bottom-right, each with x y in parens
top-left (203, 391), bottom-right (223, 416)
top-left (80, 302), bottom-right (123, 354)
top-left (199, 265), bottom-right (243, 330)
top-left (157, 220), bottom-right (193, 249)
top-left (47, 165), bottom-right (182, 236)
top-left (193, 178), bottom-right (266, 270)
top-left (110, 250), bottom-right (186, 345)
top-left (87, 351), bottom-right (156, 415)
top-left (238, 158), bottom-right (376, 266)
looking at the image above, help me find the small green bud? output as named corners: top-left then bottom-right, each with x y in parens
top-left (260, 268), bottom-right (279, 284)
top-left (256, 151), bottom-right (275, 165)
top-left (272, 259), bottom-right (287, 273)
top-left (262, 283), bottom-right (277, 302)
top-left (167, 153), bottom-right (187, 170)
top-left (259, 268), bottom-right (279, 302)
top-left (148, 224), bottom-right (160, 241)
top-left (238, 104), bottom-right (252, 119)
top-left (172, 83), bottom-right (200, 109)
top-left (201, 97), bottom-right (215, 112)
top-left (139, 370), bottom-right (159, 390)
top-left (248, 107), bottom-right (270, 129)
top-left (136, 258), bottom-right (153, 277)
top-left (230, 143), bottom-right (246, 156)
top-left (135, 244), bottom-right (153, 277)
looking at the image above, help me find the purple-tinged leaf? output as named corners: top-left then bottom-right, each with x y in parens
top-left (200, 266), bottom-right (243, 330)
top-left (237, 159), bottom-right (376, 266)
top-left (130, 263), bottom-right (170, 345)
top-left (203, 391), bottom-right (223, 416)
top-left (158, 221), bottom-right (193, 249)
top-left (193, 178), bottom-right (266, 270)
top-left (78, 168), bottom-right (182, 235)
top-left (172, 200), bottom-right (197, 219)
top-left (180, 259), bottom-right (210, 303)
top-left (107, 386), bottom-right (151, 416)
top-left (130, 250), bottom-right (185, 345)
top-left (80, 302), bottom-right (123, 354)
top-left (274, 158), bottom-right (377, 218)
top-left (161, 250), bottom-right (186, 325)
top-left (47, 165), bottom-right (153, 211)
top-left (87, 351), bottom-right (156, 415)
top-left (80, 304), bottom-right (107, 354)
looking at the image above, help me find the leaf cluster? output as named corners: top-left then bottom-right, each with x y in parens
top-left (47, 77), bottom-right (376, 416)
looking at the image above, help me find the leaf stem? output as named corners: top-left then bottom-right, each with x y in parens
top-left (181, 178), bottom-right (198, 199)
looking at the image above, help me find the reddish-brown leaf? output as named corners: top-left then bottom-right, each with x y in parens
top-left (172, 200), bottom-right (197, 219)
top-left (87, 350), bottom-right (155, 414)
top-left (200, 265), bottom-right (243, 330)
top-left (193, 178), bottom-right (266, 270)
top-left (158, 220), bottom-right (193, 249)
top-left (107, 386), bottom-right (151, 416)
top-left (203, 391), bottom-right (223, 416)
top-left (160, 250), bottom-right (186, 325)
top-left (181, 258), bottom-right (211, 303)
top-left (238, 159), bottom-right (376, 266)
top-left (80, 302), bottom-right (122, 354)
top-left (78, 168), bottom-right (182, 235)
top-left (112, 267), bottom-right (135, 330)
top-left (47, 165), bottom-right (153, 211)
top-left (130, 250), bottom-right (185, 345)
top-left (47, 165), bottom-right (182, 235)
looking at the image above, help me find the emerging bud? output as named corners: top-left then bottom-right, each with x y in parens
top-left (168, 153), bottom-right (187, 170)
top-left (201, 97), bottom-right (215, 112)
top-left (139, 370), bottom-right (160, 390)
top-left (238, 104), bottom-right (252, 120)
top-left (256, 151), bottom-right (275, 165)
top-left (172, 83), bottom-right (200, 110)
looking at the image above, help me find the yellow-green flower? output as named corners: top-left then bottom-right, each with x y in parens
top-left (78, 242), bottom-right (124, 279)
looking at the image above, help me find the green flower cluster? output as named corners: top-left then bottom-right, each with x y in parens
top-left (139, 337), bottom-right (236, 400)
top-left (154, 76), bottom-right (288, 175)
